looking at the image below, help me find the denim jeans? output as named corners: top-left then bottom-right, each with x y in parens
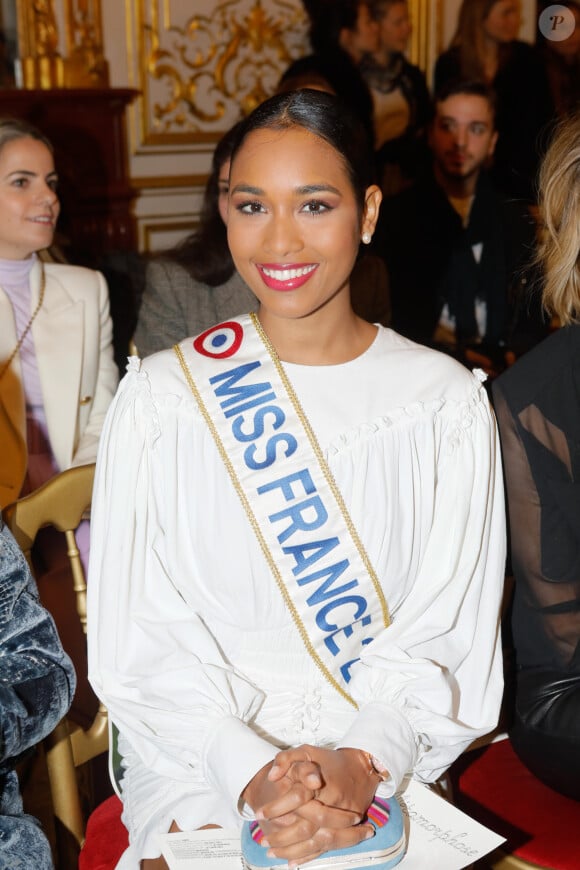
top-left (0, 520), bottom-right (76, 867)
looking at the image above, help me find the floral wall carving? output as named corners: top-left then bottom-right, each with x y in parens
top-left (135, 0), bottom-right (308, 143)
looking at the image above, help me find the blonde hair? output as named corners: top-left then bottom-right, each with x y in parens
top-left (536, 112), bottom-right (580, 325)
top-left (0, 117), bottom-right (53, 156)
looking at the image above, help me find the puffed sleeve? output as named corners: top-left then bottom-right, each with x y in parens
top-left (87, 362), bottom-right (278, 813)
top-left (0, 521), bottom-right (76, 766)
top-left (72, 269), bottom-right (118, 468)
top-left (336, 379), bottom-right (506, 791)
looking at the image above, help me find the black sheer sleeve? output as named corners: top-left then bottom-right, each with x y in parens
top-left (492, 338), bottom-right (580, 798)
top-left (493, 383), bottom-right (580, 670)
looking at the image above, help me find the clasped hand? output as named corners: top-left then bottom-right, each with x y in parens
top-left (242, 745), bottom-right (380, 867)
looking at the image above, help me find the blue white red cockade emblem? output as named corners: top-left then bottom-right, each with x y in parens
top-left (193, 321), bottom-right (244, 359)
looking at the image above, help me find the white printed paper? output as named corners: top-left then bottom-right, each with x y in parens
top-left (399, 779), bottom-right (505, 868)
top-left (157, 779), bottom-right (505, 869)
top-left (157, 828), bottom-right (242, 869)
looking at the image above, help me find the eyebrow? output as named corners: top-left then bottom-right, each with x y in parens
top-left (438, 115), bottom-right (490, 126)
top-left (231, 183), bottom-right (342, 196)
top-left (6, 169), bottom-right (59, 178)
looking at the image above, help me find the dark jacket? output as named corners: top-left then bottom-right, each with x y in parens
top-left (373, 170), bottom-right (544, 360)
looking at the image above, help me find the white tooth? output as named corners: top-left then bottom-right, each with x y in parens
top-left (264, 265), bottom-right (314, 280)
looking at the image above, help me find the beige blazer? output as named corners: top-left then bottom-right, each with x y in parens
top-left (0, 259), bottom-right (119, 508)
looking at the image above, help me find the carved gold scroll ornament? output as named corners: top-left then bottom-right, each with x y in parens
top-left (16, 0), bottom-right (108, 88)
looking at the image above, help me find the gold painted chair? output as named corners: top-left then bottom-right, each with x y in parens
top-left (4, 462), bottom-right (110, 869)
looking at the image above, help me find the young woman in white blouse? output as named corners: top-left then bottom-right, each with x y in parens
top-left (0, 118), bottom-right (118, 515)
top-left (88, 89), bottom-right (506, 869)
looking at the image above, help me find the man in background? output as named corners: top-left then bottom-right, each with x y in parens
top-left (373, 80), bottom-right (546, 374)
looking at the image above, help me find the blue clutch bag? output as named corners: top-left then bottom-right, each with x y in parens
top-left (241, 794), bottom-right (406, 869)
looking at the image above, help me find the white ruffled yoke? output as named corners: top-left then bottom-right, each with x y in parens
top-left (87, 325), bottom-right (505, 864)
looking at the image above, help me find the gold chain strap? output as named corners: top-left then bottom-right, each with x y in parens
top-left (0, 264), bottom-right (46, 382)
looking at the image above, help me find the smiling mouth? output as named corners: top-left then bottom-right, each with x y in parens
top-left (30, 216), bottom-right (54, 225)
top-left (261, 264), bottom-right (316, 281)
top-left (257, 263), bottom-right (318, 291)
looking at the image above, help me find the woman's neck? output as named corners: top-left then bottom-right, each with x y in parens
top-left (373, 48), bottom-right (401, 68)
top-left (258, 300), bottom-right (377, 366)
top-left (0, 254), bottom-right (37, 287)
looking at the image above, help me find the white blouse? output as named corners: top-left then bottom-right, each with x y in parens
top-left (87, 325), bottom-right (506, 863)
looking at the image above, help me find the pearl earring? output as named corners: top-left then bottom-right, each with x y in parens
top-left (361, 232), bottom-right (372, 245)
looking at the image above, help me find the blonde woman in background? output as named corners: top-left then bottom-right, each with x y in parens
top-left (0, 118), bottom-right (117, 512)
top-left (0, 118), bottom-right (118, 724)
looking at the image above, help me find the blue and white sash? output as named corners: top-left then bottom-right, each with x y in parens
top-left (175, 314), bottom-right (390, 707)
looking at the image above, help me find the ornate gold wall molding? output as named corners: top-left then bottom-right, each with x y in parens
top-left (408, 0), bottom-right (429, 70)
top-left (408, 0), bottom-right (444, 84)
top-left (136, 0), bottom-right (308, 144)
top-left (16, 0), bottom-right (108, 87)
top-left (18, 0), bottom-right (64, 87)
top-left (63, 0), bottom-right (109, 86)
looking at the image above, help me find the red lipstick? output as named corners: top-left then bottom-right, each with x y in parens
top-left (257, 263), bottom-right (318, 291)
